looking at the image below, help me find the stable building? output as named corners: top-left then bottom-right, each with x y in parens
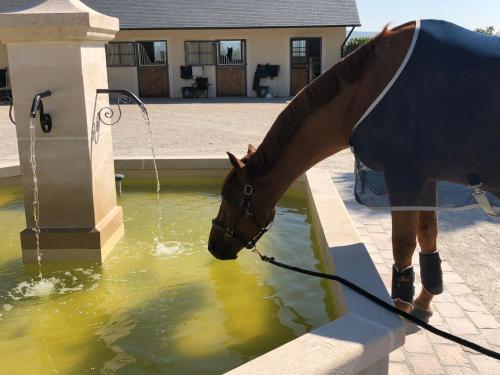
top-left (0, 0), bottom-right (360, 99)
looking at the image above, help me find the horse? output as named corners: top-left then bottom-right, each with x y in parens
top-left (208, 20), bottom-right (500, 322)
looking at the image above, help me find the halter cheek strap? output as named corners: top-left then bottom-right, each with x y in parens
top-left (211, 183), bottom-right (274, 249)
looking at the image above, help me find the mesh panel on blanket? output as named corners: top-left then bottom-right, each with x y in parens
top-left (354, 158), bottom-right (500, 210)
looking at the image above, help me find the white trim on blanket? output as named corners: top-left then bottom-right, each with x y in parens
top-left (352, 20), bottom-right (421, 132)
top-left (357, 203), bottom-right (500, 212)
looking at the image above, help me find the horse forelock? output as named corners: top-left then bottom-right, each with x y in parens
top-left (247, 24), bottom-right (407, 176)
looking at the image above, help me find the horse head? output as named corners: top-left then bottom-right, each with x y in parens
top-left (208, 144), bottom-right (276, 260)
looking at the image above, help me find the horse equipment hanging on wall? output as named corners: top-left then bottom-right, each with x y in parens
top-left (350, 20), bottom-right (500, 215)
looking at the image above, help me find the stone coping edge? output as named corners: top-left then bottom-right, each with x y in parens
top-left (0, 164), bottom-right (21, 179)
top-left (0, 157), bottom-right (305, 183)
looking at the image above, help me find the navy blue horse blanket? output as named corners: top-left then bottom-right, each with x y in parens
top-left (350, 20), bottom-right (500, 212)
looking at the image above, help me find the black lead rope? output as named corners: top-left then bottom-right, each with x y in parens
top-left (252, 250), bottom-right (500, 360)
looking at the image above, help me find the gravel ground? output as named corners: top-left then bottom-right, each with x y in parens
top-left (1, 99), bottom-right (499, 317)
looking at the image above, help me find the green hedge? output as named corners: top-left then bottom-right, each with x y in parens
top-left (343, 37), bottom-right (371, 57)
top-left (475, 26), bottom-right (500, 36)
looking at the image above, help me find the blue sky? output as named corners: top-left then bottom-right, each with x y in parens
top-left (356, 0), bottom-right (500, 32)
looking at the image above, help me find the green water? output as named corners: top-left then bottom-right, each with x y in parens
top-left (0, 182), bottom-right (336, 374)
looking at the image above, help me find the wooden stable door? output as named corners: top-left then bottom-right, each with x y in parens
top-left (217, 66), bottom-right (246, 96)
top-left (137, 41), bottom-right (169, 97)
top-left (216, 40), bottom-right (246, 97)
top-left (138, 66), bottom-right (169, 97)
top-left (291, 67), bottom-right (309, 96)
top-left (290, 38), bottom-right (321, 96)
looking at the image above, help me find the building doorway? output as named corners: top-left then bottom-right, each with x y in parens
top-left (216, 40), bottom-right (246, 96)
top-left (137, 41), bottom-right (169, 97)
top-left (290, 38), bottom-right (322, 95)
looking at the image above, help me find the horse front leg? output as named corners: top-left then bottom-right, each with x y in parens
top-left (413, 210), bottom-right (443, 321)
top-left (385, 165), bottom-right (433, 315)
top-left (391, 210), bottom-right (420, 313)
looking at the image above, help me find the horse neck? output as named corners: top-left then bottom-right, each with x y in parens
top-left (251, 26), bottom-right (415, 209)
top-left (253, 86), bottom-right (358, 207)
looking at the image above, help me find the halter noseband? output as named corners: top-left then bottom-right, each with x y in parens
top-left (211, 183), bottom-right (273, 249)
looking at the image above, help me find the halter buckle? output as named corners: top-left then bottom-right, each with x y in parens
top-left (264, 220), bottom-right (274, 231)
top-left (224, 228), bottom-right (234, 238)
top-left (243, 184), bottom-right (253, 196)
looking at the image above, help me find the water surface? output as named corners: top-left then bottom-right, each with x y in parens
top-left (0, 182), bottom-right (335, 374)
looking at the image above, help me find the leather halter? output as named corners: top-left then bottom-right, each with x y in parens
top-left (211, 183), bottom-right (274, 249)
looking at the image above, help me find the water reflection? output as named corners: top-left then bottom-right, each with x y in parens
top-left (209, 260), bottom-right (295, 361)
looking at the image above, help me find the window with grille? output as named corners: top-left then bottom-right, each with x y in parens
top-left (185, 41), bottom-right (215, 65)
top-left (137, 41), bottom-right (167, 66)
top-left (292, 40), bottom-right (307, 64)
top-left (106, 42), bottom-right (136, 67)
top-left (217, 41), bottom-right (246, 65)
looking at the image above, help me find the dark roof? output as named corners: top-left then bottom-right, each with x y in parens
top-left (0, 1), bottom-right (360, 30)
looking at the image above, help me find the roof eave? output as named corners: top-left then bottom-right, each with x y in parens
top-left (119, 24), bottom-right (361, 31)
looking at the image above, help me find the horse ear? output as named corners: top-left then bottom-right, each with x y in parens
top-left (227, 152), bottom-right (245, 170)
top-left (247, 144), bottom-right (256, 155)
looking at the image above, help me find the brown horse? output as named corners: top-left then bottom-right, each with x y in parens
top-left (208, 21), bottom-right (499, 321)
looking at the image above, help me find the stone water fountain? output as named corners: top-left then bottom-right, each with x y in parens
top-left (0, 0), bottom-right (125, 263)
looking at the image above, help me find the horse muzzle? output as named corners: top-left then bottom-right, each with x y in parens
top-left (208, 229), bottom-right (240, 260)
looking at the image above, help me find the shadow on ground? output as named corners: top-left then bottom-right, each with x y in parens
top-left (141, 97), bottom-right (291, 105)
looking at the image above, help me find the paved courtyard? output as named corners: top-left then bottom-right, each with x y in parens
top-left (0, 99), bottom-right (498, 374)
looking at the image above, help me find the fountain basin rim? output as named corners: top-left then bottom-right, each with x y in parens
top-left (0, 157), bottom-right (404, 374)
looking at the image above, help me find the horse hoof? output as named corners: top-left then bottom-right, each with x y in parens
top-left (410, 305), bottom-right (433, 323)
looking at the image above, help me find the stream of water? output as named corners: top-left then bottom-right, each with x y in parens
top-left (21, 117), bottom-right (60, 297)
top-left (29, 116), bottom-right (42, 279)
top-left (140, 105), bottom-right (160, 193)
top-left (24, 101), bottom-right (160, 297)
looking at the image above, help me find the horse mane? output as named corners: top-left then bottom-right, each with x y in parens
top-left (246, 24), bottom-right (407, 176)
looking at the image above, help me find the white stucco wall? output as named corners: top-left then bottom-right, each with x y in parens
top-left (107, 66), bottom-right (138, 94)
top-left (112, 27), bottom-right (346, 98)
top-left (0, 43), bottom-right (7, 68)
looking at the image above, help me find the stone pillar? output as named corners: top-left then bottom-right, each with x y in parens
top-left (0, 0), bottom-right (123, 262)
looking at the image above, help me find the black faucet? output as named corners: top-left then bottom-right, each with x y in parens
top-left (30, 91), bottom-right (52, 133)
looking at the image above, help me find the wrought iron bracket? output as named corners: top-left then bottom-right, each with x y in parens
top-left (95, 89), bottom-right (145, 126)
top-left (30, 91), bottom-right (52, 133)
